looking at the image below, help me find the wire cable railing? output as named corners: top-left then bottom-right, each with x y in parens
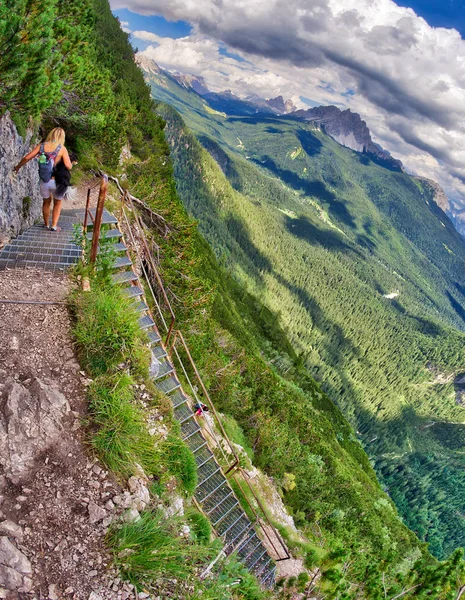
top-left (88, 177), bottom-right (292, 585)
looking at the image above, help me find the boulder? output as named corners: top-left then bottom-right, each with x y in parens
top-left (0, 378), bottom-right (70, 483)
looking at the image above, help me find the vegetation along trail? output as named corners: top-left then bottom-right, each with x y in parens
top-left (4, 0), bottom-right (465, 597)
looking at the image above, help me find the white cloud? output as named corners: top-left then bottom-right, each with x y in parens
top-left (120, 20), bottom-right (131, 33)
top-left (133, 30), bottom-right (160, 43)
top-left (112, 0), bottom-right (465, 206)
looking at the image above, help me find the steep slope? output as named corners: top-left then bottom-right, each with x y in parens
top-left (144, 65), bottom-right (465, 560)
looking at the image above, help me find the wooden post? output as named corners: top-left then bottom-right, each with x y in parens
top-left (90, 175), bottom-right (108, 264)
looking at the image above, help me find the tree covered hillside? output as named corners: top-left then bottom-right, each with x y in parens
top-left (143, 68), bottom-right (465, 560)
top-left (4, 2), bottom-right (465, 596)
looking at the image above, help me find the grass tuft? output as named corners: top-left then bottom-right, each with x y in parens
top-left (73, 283), bottom-right (148, 377)
top-left (88, 373), bottom-right (160, 478)
top-left (161, 434), bottom-right (198, 496)
top-left (108, 510), bottom-right (213, 586)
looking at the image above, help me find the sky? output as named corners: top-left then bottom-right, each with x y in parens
top-left (111, 0), bottom-right (465, 209)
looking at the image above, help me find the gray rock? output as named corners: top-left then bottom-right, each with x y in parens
top-left (0, 520), bottom-right (23, 541)
top-left (0, 537), bottom-right (32, 575)
top-left (124, 508), bottom-right (141, 523)
top-left (0, 113), bottom-right (42, 237)
top-left (0, 565), bottom-right (22, 591)
top-left (88, 502), bottom-right (107, 524)
top-left (0, 378), bottom-right (70, 483)
top-left (48, 583), bottom-right (59, 599)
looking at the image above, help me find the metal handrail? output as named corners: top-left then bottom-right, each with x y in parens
top-left (124, 192), bottom-right (176, 345)
top-left (113, 182), bottom-right (289, 563)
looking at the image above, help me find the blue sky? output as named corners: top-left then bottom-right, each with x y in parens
top-left (396, 0), bottom-right (465, 37)
top-left (114, 8), bottom-right (191, 50)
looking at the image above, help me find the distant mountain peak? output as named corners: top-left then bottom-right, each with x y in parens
top-left (293, 105), bottom-right (403, 170)
top-left (266, 95), bottom-right (297, 114)
top-left (171, 73), bottom-right (210, 96)
top-left (135, 54), bottom-right (161, 75)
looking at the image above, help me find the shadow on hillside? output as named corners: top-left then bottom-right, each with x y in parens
top-left (454, 281), bottom-right (465, 298)
top-left (252, 154), bottom-right (333, 199)
top-left (225, 215), bottom-right (273, 277)
top-left (357, 234), bottom-right (377, 252)
top-left (354, 151), bottom-right (403, 172)
top-left (446, 291), bottom-right (465, 324)
top-left (284, 215), bottom-right (358, 255)
top-left (265, 126), bottom-right (282, 134)
top-left (296, 129), bottom-right (323, 157)
top-left (252, 155), bottom-right (356, 229)
top-left (198, 135), bottom-right (241, 185)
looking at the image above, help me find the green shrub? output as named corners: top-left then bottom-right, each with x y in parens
top-left (222, 413), bottom-right (254, 460)
top-left (185, 508), bottom-right (212, 545)
top-left (88, 373), bottom-right (159, 478)
top-left (108, 510), bottom-right (213, 588)
top-left (73, 284), bottom-right (148, 376)
top-left (161, 434), bottom-right (198, 496)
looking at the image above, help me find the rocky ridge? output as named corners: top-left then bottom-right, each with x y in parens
top-left (293, 105), bottom-right (403, 169)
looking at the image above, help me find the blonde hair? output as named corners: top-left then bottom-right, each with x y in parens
top-left (45, 127), bottom-right (65, 146)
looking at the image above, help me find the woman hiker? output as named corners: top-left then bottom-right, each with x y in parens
top-left (13, 127), bottom-right (73, 231)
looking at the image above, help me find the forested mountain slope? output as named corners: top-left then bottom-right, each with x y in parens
top-left (144, 64), bottom-right (465, 560)
top-left (4, 1), bottom-right (465, 595)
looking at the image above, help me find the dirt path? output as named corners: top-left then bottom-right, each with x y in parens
top-left (0, 186), bottom-right (140, 600)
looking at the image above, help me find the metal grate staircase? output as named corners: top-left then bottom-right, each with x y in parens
top-left (86, 212), bottom-right (277, 588)
top-left (0, 198), bottom-right (277, 587)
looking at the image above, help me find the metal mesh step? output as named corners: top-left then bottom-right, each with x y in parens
top-left (197, 460), bottom-right (220, 485)
top-left (195, 472), bottom-right (227, 503)
top-left (147, 330), bottom-right (161, 344)
top-left (203, 488), bottom-right (234, 515)
top-left (106, 242), bottom-right (127, 253)
top-left (112, 255), bottom-right (133, 270)
top-left (8, 239), bottom-right (80, 250)
top-left (261, 566), bottom-right (276, 589)
top-left (192, 445), bottom-right (214, 467)
top-left (155, 375), bottom-right (181, 395)
top-left (87, 228), bottom-right (122, 240)
top-left (185, 433), bottom-right (208, 454)
top-left (151, 345), bottom-right (167, 360)
top-left (170, 389), bottom-right (188, 408)
top-left (209, 495), bottom-right (238, 526)
top-left (122, 285), bottom-right (144, 299)
top-left (139, 314), bottom-right (155, 330)
top-left (112, 270), bottom-right (138, 284)
top-left (133, 300), bottom-right (149, 313)
top-left (76, 208), bottom-right (117, 225)
top-left (174, 402), bottom-right (193, 423)
top-left (152, 357), bottom-right (174, 379)
top-left (181, 418), bottom-right (201, 440)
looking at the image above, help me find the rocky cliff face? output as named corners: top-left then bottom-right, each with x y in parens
top-left (266, 95), bottom-right (297, 114)
top-left (293, 105), bottom-right (403, 170)
top-left (135, 53), bottom-right (161, 75)
top-left (0, 113), bottom-right (42, 241)
top-left (171, 73), bottom-right (210, 96)
top-left (415, 176), bottom-right (450, 212)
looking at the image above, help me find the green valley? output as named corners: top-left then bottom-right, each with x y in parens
top-left (144, 65), bottom-right (465, 560)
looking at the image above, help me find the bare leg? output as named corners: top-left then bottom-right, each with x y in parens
top-left (51, 199), bottom-right (63, 229)
top-left (42, 197), bottom-right (52, 227)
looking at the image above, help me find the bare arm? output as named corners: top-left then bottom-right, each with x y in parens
top-left (14, 144), bottom-right (41, 173)
top-left (61, 147), bottom-right (73, 170)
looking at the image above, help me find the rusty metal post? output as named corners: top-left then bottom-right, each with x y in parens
top-left (90, 175), bottom-right (108, 264)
